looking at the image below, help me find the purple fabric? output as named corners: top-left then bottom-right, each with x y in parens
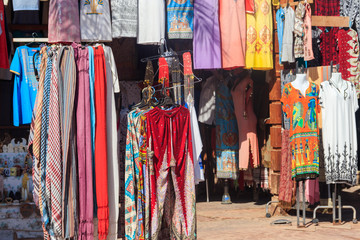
top-left (74, 43), bottom-right (94, 240)
top-left (193, 0), bottom-right (222, 69)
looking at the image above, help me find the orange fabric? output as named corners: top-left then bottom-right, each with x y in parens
top-left (93, 45), bottom-right (109, 240)
top-left (219, 0), bottom-right (246, 69)
top-left (280, 82), bottom-right (320, 180)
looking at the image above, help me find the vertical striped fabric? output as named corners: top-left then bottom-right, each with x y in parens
top-left (45, 49), bottom-right (63, 238)
top-left (40, 47), bottom-right (53, 236)
top-left (57, 46), bottom-right (77, 239)
top-left (28, 47), bottom-right (47, 207)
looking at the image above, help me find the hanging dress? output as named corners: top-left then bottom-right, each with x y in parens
top-left (80, 0), bottom-right (112, 42)
top-left (138, 0), bottom-right (165, 44)
top-left (245, 0), bottom-right (273, 70)
top-left (193, 0), bottom-right (221, 69)
top-left (167, 0), bottom-right (193, 39)
top-left (281, 82), bottom-right (320, 180)
top-left (231, 75), bottom-right (260, 170)
top-left (215, 79), bottom-right (239, 179)
top-left (319, 80), bottom-right (358, 185)
top-left (48, 0), bottom-right (80, 43)
top-left (219, 0), bottom-right (246, 69)
top-left (111, 0), bottom-right (137, 38)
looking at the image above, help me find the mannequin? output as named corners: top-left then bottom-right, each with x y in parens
top-left (329, 72), bottom-right (344, 90)
top-left (291, 73), bottom-right (309, 96)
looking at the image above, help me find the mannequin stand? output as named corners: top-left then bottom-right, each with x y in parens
top-left (312, 183), bottom-right (357, 225)
top-left (221, 179), bottom-right (232, 204)
top-left (296, 180), bottom-right (307, 227)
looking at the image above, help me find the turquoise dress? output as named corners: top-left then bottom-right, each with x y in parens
top-left (215, 79), bottom-right (239, 179)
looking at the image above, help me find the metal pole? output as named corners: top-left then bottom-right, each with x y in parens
top-left (338, 185), bottom-right (342, 223)
top-left (332, 184), bottom-right (336, 223)
top-left (296, 181), bottom-right (300, 227)
top-left (302, 180), bottom-right (306, 226)
top-left (206, 178), bottom-right (209, 203)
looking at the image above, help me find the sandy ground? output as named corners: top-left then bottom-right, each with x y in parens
top-left (196, 186), bottom-right (360, 240)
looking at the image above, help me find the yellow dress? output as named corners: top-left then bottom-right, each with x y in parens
top-left (245, 0), bottom-right (273, 70)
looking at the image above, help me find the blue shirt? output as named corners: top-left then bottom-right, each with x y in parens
top-left (276, 8), bottom-right (285, 63)
top-left (10, 46), bottom-right (41, 126)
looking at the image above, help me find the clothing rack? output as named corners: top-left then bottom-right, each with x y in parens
top-left (140, 50), bottom-right (193, 63)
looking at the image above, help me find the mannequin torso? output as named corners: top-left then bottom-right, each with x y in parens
top-left (329, 72), bottom-right (344, 90)
top-left (291, 73), bottom-right (309, 96)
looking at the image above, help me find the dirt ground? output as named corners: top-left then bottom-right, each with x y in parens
top-left (196, 186), bottom-right (360, 240)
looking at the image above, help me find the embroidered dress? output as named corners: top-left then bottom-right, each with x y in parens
top-left (111, 0), bottom-right (137, 38)
top-left (245, 0), bottom-right (273, 70)
top-left (294, 2), bottom-right (305, 59)
top-left (281, 82), bottom-right (320, 180)
top-left (167, 0), bottom-right (193, 39)
top-left (319, 80), bottom-right (359, 185)
top-left (215, 80), bottom-right (239, 179)
top-left (146, 106), bottom-right (196, 240)
top-left (80, 0), bottom-right (112, 42)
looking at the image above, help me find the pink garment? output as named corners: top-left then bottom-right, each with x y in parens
top-left (303, 3), bottom-right (314, 61)
top-left (299, 179), bottom-right (320, 205)
top-left (219, 0), bottom-right (246, 69)
top-left (74, 44), bottom-right (94, 240)
top-left (231, 75), bottom-right (259, 170)
top-left (48, 0), bottom-right (81, 43)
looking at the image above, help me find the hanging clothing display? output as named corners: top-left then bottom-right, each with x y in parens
top-left (340, 0), bottom-right (360, 43)
top-left (137, 0), bottom-right (165, 44)
top-left (276, 7), bottom-right (285, 63)
top-left (80, 0), bottom-right (112, 42)
top-left (281, 6), bottom-right (295, 63)
top-left (28, 44), bottom-right (119, 240)
top-left (219, 0), bottom-right (246, 69)
top-left (279, 129), bottom-right (293, 204)
top-left (0, 0), bottom-right (9, 69)
top-left (231, 74), bottom-right (259, 170)
top-left (337, 29), bottom-right (360, 97)
top-left (281, 82), bottom-right (320, 180)
top-left (104, 45), bottom-right (120, 239)
top-left (111, 0), bottom-right (137, 38)
top-left (245, 0), bottom-right (273, 70)
top-left (167, 0), bottom-right (193, 39)
top-left (215, 79), bottom-right (239, 179)
top-left (193, 0), bottom-right (221, 69)
top-left (319, 79), bottom-right (359, 185)
top-left (48, 0), bottom-right (80, 43)
top-left (10, 46), bottom-right (41, 126)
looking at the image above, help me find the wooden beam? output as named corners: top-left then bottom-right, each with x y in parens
top-left (275, 0), bottom-right (313, 9)
top-left (312, 16), bottom-right (350, 27)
